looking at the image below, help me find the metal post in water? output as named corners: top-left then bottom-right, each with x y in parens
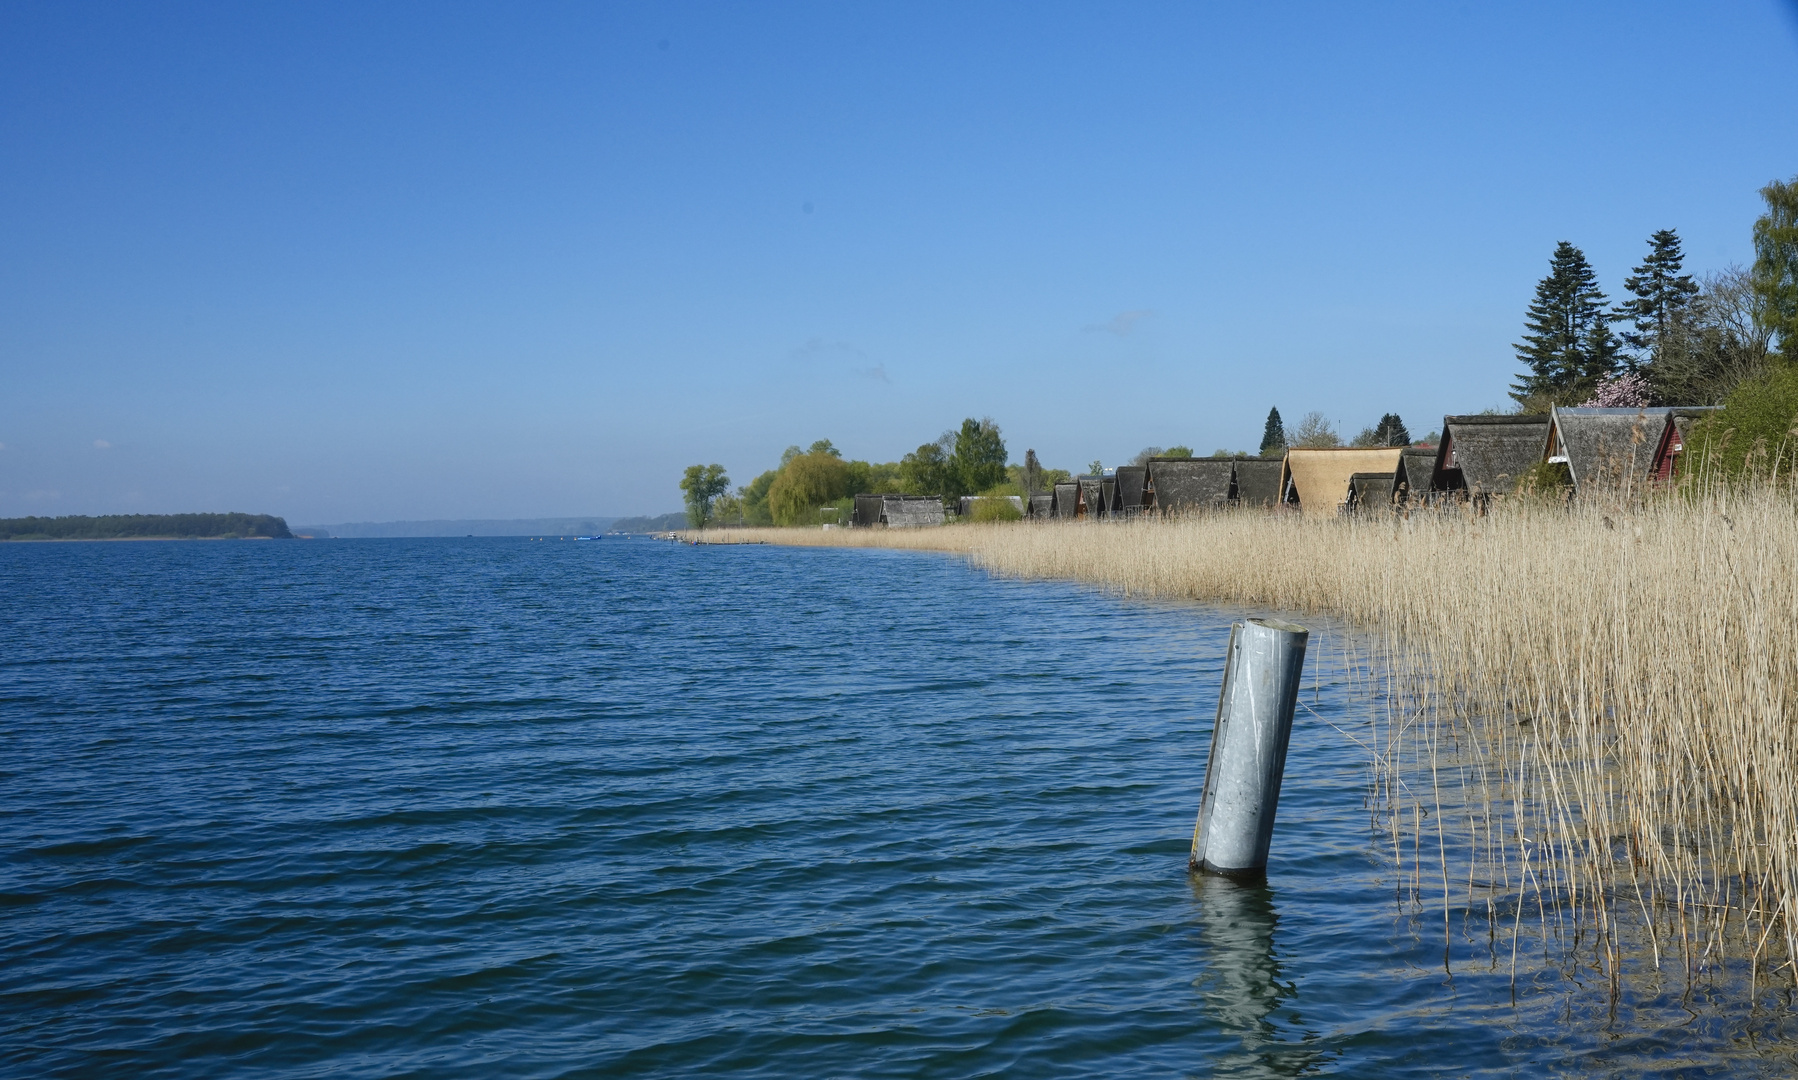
top-left (1190, 618), bottom-right (1309, 877)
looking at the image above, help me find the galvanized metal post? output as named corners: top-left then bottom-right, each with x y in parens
top-left (1190, 618), bottom-right (1310, 876)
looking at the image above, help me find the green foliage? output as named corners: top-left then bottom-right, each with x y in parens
top-left (898, 441), bottom-right (952, 496)
top-left (1018, 449), bottom-right (1045, 494)
top-left (1618, 229), bottom-right (1699, 369)
top-left (1352, 413), bottom-right (1411, 447)
top-left (1753, 176), bottom-right (1798, 357)
top-left (739, 470), bottom-right (778, 526)
top-left (864, 461), bottom-right (903, 492)
top-left (808, 439), bottom-right (842, 458)
top-left (0, 513), bottom-right (292, 541)
top-left (951, 418), bottom-right (1008, 495)
top-left (1259, 408), bottom-right (1286, 456)
top-left (977, 481), bottom-right (1025, 497)
top-left (1686, 362), bottom-right (1798, 477)
top-left (767, 452), bottom-right (852, 525)
top-left (1513, 460), bottom-right (1574, 500)
top-left (1209, 449), bottom-right (1253, 459)
top-left (1164, 446), bottom-right (1194, 459)
top-left (1512, 241), bottom-right (1619, 406)
top-left (967, 498), bottom-right (1023, 523)
top-left (679, 463), bottom-right (731, 529)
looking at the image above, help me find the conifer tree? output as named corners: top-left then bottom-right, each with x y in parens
top-left (1511, 241), bottom-right (1618, 407)
top-left (1617, 229), bottom-right (1698, 370)
top-left (1258, 407), bottom-right (1286, 456)
top-left (1373, 413), bottom-right (1410, 446)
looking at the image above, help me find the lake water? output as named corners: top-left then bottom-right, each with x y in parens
top-left (3, 537), bottom-right (1793, 1078)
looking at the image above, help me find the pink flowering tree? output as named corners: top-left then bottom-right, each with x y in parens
top-left (1580, 372), bottom-right (1651, 408)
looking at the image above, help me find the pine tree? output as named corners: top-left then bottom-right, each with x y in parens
top-left (1259, 407), bottom-right (1286, 456)
top-left (1511, 241), bottom-right (1618, 407)
top-left (1617, 229), bottom-right (1698, 370)
top-left (1373, 413), bottom-right (1410, 446)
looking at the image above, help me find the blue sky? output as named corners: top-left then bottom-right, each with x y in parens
top-left (3, 1), bottom-right (1795, 521)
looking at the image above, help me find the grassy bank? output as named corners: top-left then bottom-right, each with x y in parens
top-left (693, 487), bottom-right (1798, 986)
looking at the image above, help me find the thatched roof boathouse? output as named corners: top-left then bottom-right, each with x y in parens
top-left (1432, 414), bottom-right (1551, 498)
top-left (851, 494), bottom-right (889, 528)
top-left (1111, 466), bottom-right (1148, 518)
top-left (1546, 407), bottom-right (1675, 497)
top-left (1649, 407), bottom-right (1721, 481)
top-left (880, 495), bottom-right (946, 528)
top-left (1397, 447), bottom-right (1436, 505)
top-left (1280, 448), bottom-right (1406, 516)
top-left (957, 495), bottom-right (1026, 519)
top-left (1144, 458), bottom-right (1234, 513)
top-left (1232, 460), bottom-right (1284, 509)
top-left (1051, 481), bottom-right (1080, 519)
top-left (1028, 493), bottom-right (1054, 518)
top-left (1077, 476), bottom-right (1106, 519)
top-left (1343, 472), bottom-right (1400, 513)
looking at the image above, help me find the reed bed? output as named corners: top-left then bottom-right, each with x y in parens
top-left (694, 483), bottom-right (1798, 989)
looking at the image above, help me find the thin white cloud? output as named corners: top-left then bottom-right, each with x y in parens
top-left (862, 362), bottom-right (892, 383)
top-left (1085, 309), bottom-right (1155, 336)
top-left (93, 439), bottom-right (112, 449)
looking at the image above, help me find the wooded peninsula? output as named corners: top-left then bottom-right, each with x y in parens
top-left (0, 513), bottom-right (294, 541)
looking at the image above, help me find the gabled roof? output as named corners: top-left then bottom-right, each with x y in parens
top-left (1028, 494), bottom-right (1054, 518)
top-left (1397, 448), bottom-right (1436, 498)
top-left (1232, 459), bottom-right (1284, 508)
top-left (1344, 472), bottom-right (1399, 511)
top-left (1052, 481), bottom-right (1080, 518)
top-left (1077, 475), bottom-right (1106, 517)
top-left (1650, 407), bottom-right (1721, 480)
top-left (1145, 458), bottom-right (1233, 511)
top-left (1438, 414), bottom-right (1551, 494)
top-left (1547, 407), bottom-right (1674, 494)
top-left (1280, 448), bottom-right (1405, 515)
top-left (882, 495), bottom-right (945, 528)
top-left (1111, 466), bottom-right (1147, 513)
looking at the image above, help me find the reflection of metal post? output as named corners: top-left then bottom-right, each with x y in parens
top-left (1191, 618), bottom-right (1309, 876)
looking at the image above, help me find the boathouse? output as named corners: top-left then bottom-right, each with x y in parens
top-left (1280, 448), bottom-right (1406, 516)
top-left (1432, 415), bottom-right (1551, 498)
top-left (957, 495), bottom-right (1026, 519)
top-left (1077, 476), bottom-right (1106, 519)
top-left (1397, 447), bottom-right (1436, 505)
top-left (1342, 472), bottom-right (1399, 513)
top-left (1052, 480), bottom-right (1081, 519)
top-left (1232, 460), bottom-right (1285, 509)
top-left (851, 494), bottom-right (889, 528)
top-left (1649, 407), bottom-right (1721, 481)
top-left (881, 495), bottom-right (946, 528)
top-left (1545, 407), bottom-right (1675, 497)
top-left (1111, 466), bottom-right (1148, 518)
top-left (1028, 493), bottom-right (1054, 518)
top-left (1144, 458), bottom-right (1234, 513)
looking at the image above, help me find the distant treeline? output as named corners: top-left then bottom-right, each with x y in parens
top-left (609, 512), bottom-right (688, 533)
top-left (0, 513), bottom-right (294, 541)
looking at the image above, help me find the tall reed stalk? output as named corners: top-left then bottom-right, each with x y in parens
top-left (694, 481), bottom-right (1798, 986)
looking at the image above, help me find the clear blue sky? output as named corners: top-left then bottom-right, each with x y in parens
top-left (3, 1), bottom-right (1795, 521)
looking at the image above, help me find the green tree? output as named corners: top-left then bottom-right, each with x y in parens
top-left (898, 441), bottom-right (952, 497)
top-left (1164, 445), bottom-right (1194, 458)
top-left (1020, 448), bottom-right (1044, 494)
top-left (1752, 175), bottom-right (1798, 356)
top-left (1259, 408), bottom-right (1286, 456)
top-left (767, 452), bottom-right (851, 525)
top-left (1617, 229), bottom-right (1699, 370)
top-left (739, 470), bottom-right (778, 525)
top-left (679, 464), bottom-right (731, 529)
top-left (950, 417), bottom-right (1008, 496)
top-left (1511, 241), bottom-right (1619, 407)
top-left (1375, 413), bottom-right (1410, 446)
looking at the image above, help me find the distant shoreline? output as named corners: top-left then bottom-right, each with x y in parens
top-left (0, 535), bottom-right (286, 543)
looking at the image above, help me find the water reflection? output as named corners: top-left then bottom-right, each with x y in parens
top-left (1189, 873), bottom-right (1323, 1077)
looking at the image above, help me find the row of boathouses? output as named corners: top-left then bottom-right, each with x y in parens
top-left (850, 405), bottom-right (1716, 526)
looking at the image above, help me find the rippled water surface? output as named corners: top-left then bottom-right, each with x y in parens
top-left (3, 537), bottom-right (1794, 1078)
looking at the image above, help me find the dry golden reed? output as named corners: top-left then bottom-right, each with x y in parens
top-left (693, 485), bottom-right (1798, 985)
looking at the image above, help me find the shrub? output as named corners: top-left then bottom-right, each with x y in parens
top-left (1686, 361), bottom-right (1798, 477)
